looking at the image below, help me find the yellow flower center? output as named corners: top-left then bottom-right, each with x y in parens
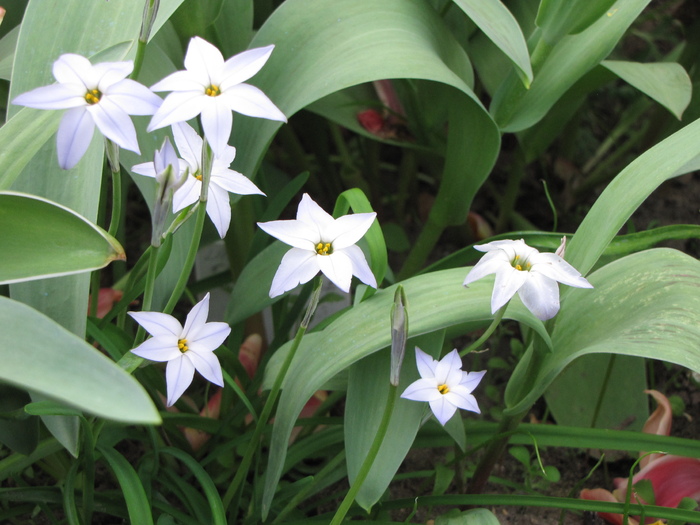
top-left (195, 174), bottom-right (203, 181)
top-left (84, 88), bottom-right (102, 105)
top-left (315, 242), bottom-right (333, 256)
top-left (177, 339), bottom-right (189, 353)
top-left (511, 254), bottom-right (532, 272)
top-left (205, 85), bottom-right (221, 97)
top-left (438, 384), bottom-right (450, 395)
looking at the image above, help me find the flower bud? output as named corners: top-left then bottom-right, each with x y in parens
top-left (151, 137), bottom-right (185, 246)
top-left (390, 285), bottom-right (408, 386)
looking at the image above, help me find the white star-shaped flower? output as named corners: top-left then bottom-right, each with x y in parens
top-left (401, 347), bottom-right (485, 426)
top-left (12, 53), bottom-right (161, 169)
top-left (133, 122), bottom-right (264, 238)
top-left (129, 293), bottom-right (230, 407)
top-left (257, 193), bottom-right (378, 297)
top-left (147, 36), bottom-right (287, 157)
top-left (463, 239), bottom-right (593, 321)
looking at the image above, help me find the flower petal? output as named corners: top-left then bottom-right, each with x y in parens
top-left (52, 54), bottom-right (92, 85)
top-left (200, 98), bottom-right (233, 157)
top-left (326, 212), bottom-right (376, 249)
top-left (445, 389), bottom-right (481, 414)
top-left (317, 251), bottom-right (354, 292)
top-left (221, 45), bottom-right (275, 88)
top-left (148, 91), bottom-right (207, 131)
top-left (341, 244), bottom-right (377, 288)
top-left (172, 122), bottom-right (203, 170)
top-left (400, 378), bottom-right (441, 402)
top-left (205, 184), bottom-right (232, 238)
top-left (130, 335), bottom-right (181, 362)
top-left (173, 176), bottom-right (200, 212)
top-left (460, 370), bottom-right (487, 393)
top-left (104, 79), bottom-right (162, 115)
top-left (269, 248), bottom-right (320, 298)
top-left (297, 193), bottom-right (334, 232)
top-left (257, 219), bottom-right (319, 250)
top-left (165, 356), bottom-right (196, 406)
top-left (56, 107), bottom-right (95, 170)
top-left (518, 272), bottom-right (560, 320)
top-left (182, 293), bottom-right (210, 339)
top-left (533, 253), bottom-right (593, 289)
top-left (211, 170), bottom-right (264, 196)
top-left (92, 60), bottom-right (133, 89)
top-left (184, 37), bottom-right (225, 86)
top-left (463, 251), bottom-right (509, 286)
top-left (415, 347), bottom-right (438, 378)
top-left (150, 70), bottom-right (206, 92)
top-left (12, 84), bottom-right (86, 110)
top-left (129, 311), bottom-right (183, 337)
top-left (190, 322), bottom-right (231, 351)
top-left (219, 83), bottom-right (287, 122)
top-left (491, 266), bottom-right (527, 313)
top-left (88, 98), bottom-right (140, 153)
top-left (131, 161), bottom-right (157, 178)
top-left (428, 397), bottom-right (458, 426)
top-left (186, 349), bottom-right (224, 387)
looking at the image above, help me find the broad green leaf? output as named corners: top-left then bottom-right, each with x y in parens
top-left (505, 249), bottom-right (700, 415)
top-left (566, 116), bottom-right (700, 277)
top-left (0, 192), bottom-right (125, 284)
top-left (491, 0), bottom-right (651, 132)
top-left (544, 353), bottom-right (647, 431)
top-left (0, 25), bottom-right (18, 80)
top-left (452, 0), bottom-right (532, 86)
top-left (345, 331), bottom-right (445, 511)
top-left (263, 268), bottom-right (551, 514)
top-left (536, 0), bottom-right (618, 45)
top-left (602, 60), bottom-right (692, 120)
top-left (0, 295), bottom-right (160, 424)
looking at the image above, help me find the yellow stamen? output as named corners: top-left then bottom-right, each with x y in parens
top-left (511, 254), bottom-right (531, 272)
top-left (84, 88), bottom-right (102, 105)
top-left (177, 339), bottom-right (189, 353)
top-left (195, 174), bottom-right (203, 181)
top-left (438, 384), bottom-right (449, 395)
top-left (205, 85), bottom-right (221, 97)
top-left (315, 242), bottom-right (332, 255)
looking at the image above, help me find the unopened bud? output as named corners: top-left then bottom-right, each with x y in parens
top-left (555, 236), bottom-right (567, 259)
top-left (390, 285), bottom-right (408, 386)
top-left (151, 137), bottom-right (185, 246)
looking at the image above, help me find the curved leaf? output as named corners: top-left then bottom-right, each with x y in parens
top-left (263, 268), bottom-right (550, 514)
top-left (536, 0), bottom-right (618, 45)
top-left (0, 296), bottom-right (160, 424)
top-left (0, 192), bottom-right (125, 284)
top-left (602, 60), bottom-right (691, 120)
top-left (453, 0), bottom-right (532, 86)
top-left (506, 249), bottom-right (700, 415)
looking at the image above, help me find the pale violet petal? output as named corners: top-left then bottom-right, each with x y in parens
top-left (200, 99), bottom-right (232, 157)
top-left (131, 162), bottom-right (156, 178)
top-left (186, 349), bottom-right (224, 387)
top-left (445, 389), bottom-right (481, 414)
top-left (151, 70), bottom-right (206, 92)
top-left (12, 84), bottom-right (86, 110)
top-left (52, 54), bottom-right (92, 85)
top-left (341, 245), bottom-right (377, 288)
top-left (317, 251), bottom-right (354, 292)
top-left (518, 272), bottom-right (560, 320)
top-left (87, 98), bottom-right (140, 153)
top-left (189, 322), bottom-right (231, 351)
top-left (104, 79), bottom-right (162, 115)
top-left (415, 347), bottom-right (438, 378)
top-left (400, 378), bottom-right (441, 402)
top-left (257, 219), bottom-right (319, 250)
top-left (182, 293), bottom-right (210, 338)
top-left (221, 45), bottom-right (274, 88)
top-left (491, 266), bottom-right (528, 313)
top-left (56, 107), bottom-right (95, 170)
top-left (148, 91), bottom-right (207, 131)
top-left (173, 176), bottom-right (200, 212)
top-left (184, 37), bottom-right (225, 85)
top-left (533, 253), bottom-right (593, 289)
top-left (460, 369), bottom-right (487, 393)
top-left (463, 251), bottom-right (509, 286)
top-left (213, 143), bottom-right (237, 168)
top-left (165, 356), bottom-right (196, 406)
top-left (219, 83), bottom-right (287, 122)
top-left (435, 349), bottom-right (463, 385)
top-left (211, 170), bottom-right (264, 196)
top-left (206, 184), bottom-right (232, 238)
top-left (172, 122), bottom-right (203, 170)
top-left (428, 397), bottom-right (458, 426)
top-left (130, 336), bottom-right (181, 362)
top-left (268, 248), bottom-right (320, 297)
top-left (93, 60), bottom-right (133, 89)
top-left (326, 212), bottom-right (376, 249)
top-left (128, 310), bottom-right (183, 337)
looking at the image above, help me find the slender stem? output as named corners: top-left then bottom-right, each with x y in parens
top-left (80, 418), bottom-right (95, 525)
top-left (330, 384), bottom-right (398, 525)
top-left (133, 243), bottom-right (161, 346)
top-left (222, 277), bottom-right (324, 512)
top-left (590, 353), bottom-right (617, 429)
top-left (88, 270), bottom-right (100, 318)
top-left (131, 0), bottom-right (160, 81)
top-left (460, 305), bottom-right (506, 357)
top-left (107, 150), bottom-right (122, 238)
top-left (467, 410), bottom-right (527, 495)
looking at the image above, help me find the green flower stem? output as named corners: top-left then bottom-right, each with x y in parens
top-left (131, 0), bottom-right (159, 81)
top-left (88, 270), bottom-right (100, 318)
top-left (106, 147), bottom-right (122, 238)
top-left (80, 417), bottom-right (96, 525)
top-left (133, 243), bottom-right (161, 346)
top-left (467, 410), bottom-right (527, 495)
top-left (460, 305), bottom-right (506, 357)
top-left (330, 384), bottom-right (398, 525)
top-left (222, 277), bottom-right (324, 513)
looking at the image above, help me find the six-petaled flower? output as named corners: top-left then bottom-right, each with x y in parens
top-left (257, 193), bottom-right (377, 297)
top-left (463, 239), bottom-right (593, 321)
top-left (129, 293), bottom-right (230, 407)
top-left (12, 54), bottom-right (161, 169)
top-left (147, 36), bottom-right (287, 156)
top-left (401, 347), bottom-right (485, 426)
